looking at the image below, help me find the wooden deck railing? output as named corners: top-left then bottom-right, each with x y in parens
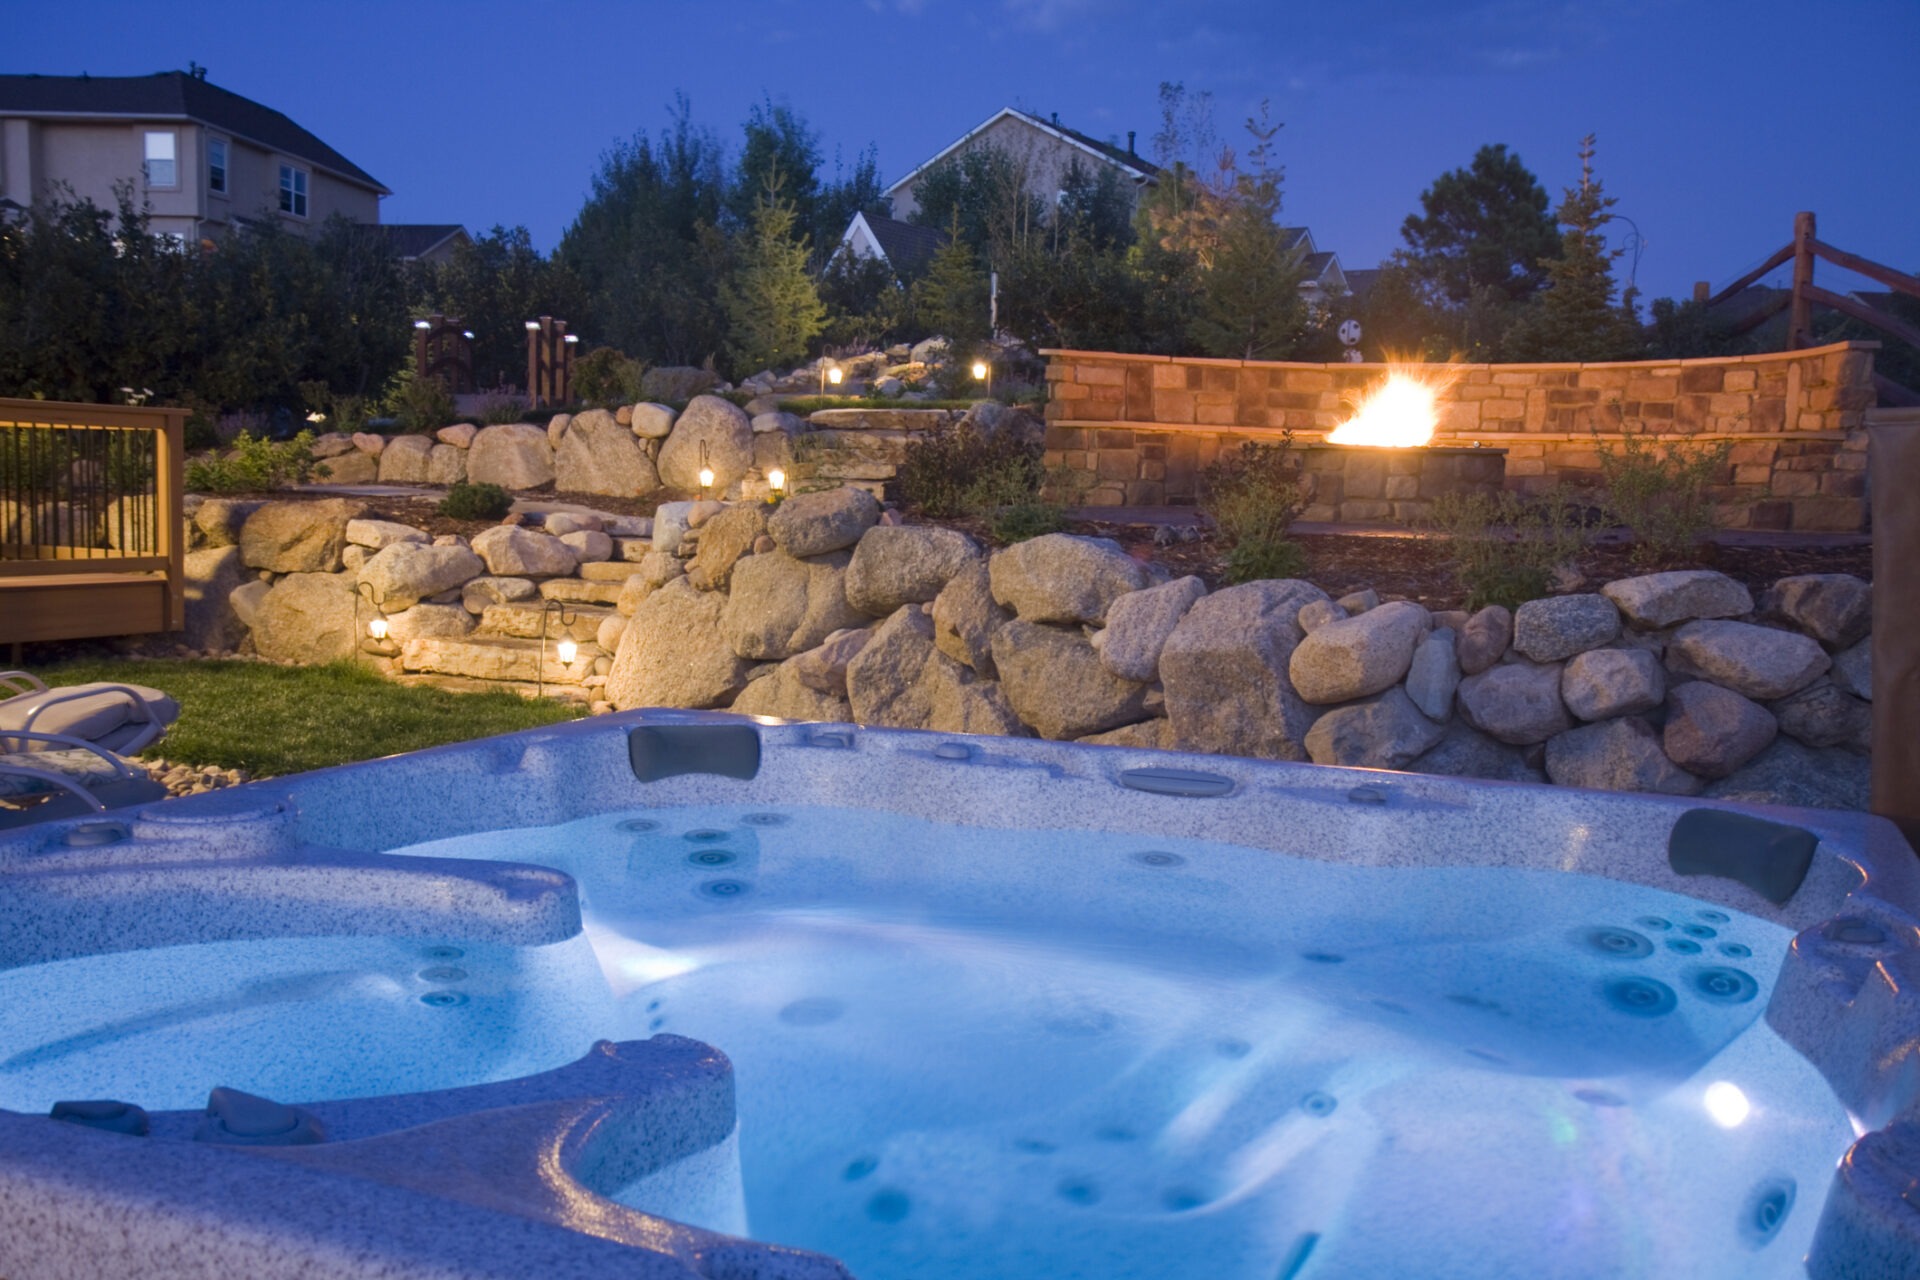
top-left (0, 399), bottom-right (187, 647)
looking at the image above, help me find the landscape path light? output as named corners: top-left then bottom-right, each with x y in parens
top-left (538, 600), bottom-right (579, 698)
top-left (766, 467), bottom-right (787, 504)
top-left (698, 440), bottom-right (715, 495)
top-left (972, 357), bottom-right (992, 398)
top-left (353, 582), bottom-right (391, 647)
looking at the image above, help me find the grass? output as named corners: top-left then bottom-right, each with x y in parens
top-left (775, 396), bottom-right (983, 414)
top-left (24, 659), bottom-right (581, 778)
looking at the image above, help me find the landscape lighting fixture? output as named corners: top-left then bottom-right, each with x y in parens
top-left (698, 442), bottom-right (715, 494)
top-left (767, 468), bottom-right (786, 493)
top-left (564, 334), bottom-right (578, 345)
top-left (828, 365), bottom-right (843, 385)
top-left (556, 637), bottom-right (579, 666)
top-left (414, 320), bottom-right (430, 330)
top-left (366, 615), bottom-right (389, 641)
top-left (971, 361), bottom-right (988, 380)
top-left (538, 600), bottom-right (579, 697)
top-left (353, 581), bottom-right (391, 646)
top-left (526, 321), bottom-right (541, 331)
top-left (462, 331), bottom-right (474, 340)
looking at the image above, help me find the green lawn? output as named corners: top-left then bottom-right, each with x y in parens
top-left (25, 660), bottom-right (582, 778)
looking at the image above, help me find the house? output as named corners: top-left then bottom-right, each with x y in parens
top-left (377, 223), bottom-right (471, 266)
top-left (838, 212), bottom-right (947, 277)
top-left (0, 68), bottom-right (387, 242)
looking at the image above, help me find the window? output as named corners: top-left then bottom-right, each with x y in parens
top-left (278, 164), bottom-right (308, 217)
top-left (208, 138), bottom-right (227, 194)
top-left (143, 131), bottom-right (177, 188)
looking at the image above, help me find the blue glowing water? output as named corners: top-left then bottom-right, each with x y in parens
top-left (0, 803), bottom-right (1856, 1279)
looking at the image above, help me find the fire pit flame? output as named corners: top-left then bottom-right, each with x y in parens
top-left (1326, 366), bottom-right (1459, 448)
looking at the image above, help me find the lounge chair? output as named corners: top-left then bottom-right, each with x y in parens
top-left (0, 730), bottom-right (170, 828)
top-left (0, 672), bottom-right (179, 755)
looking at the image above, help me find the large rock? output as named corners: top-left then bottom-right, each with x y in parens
top-left (766, 487), bottom-right (880, 557)
top-left (462, 575), bottom-right (537, 613)
top-left (250, 572), bottom-right (359, 664)
top-left (1303, 686), bottom-right (1446, 770)
top-left (605, 577), bottom-right (749, 710)
top-left (193, 498), bottom-right (263, 548)
top-left (687, 504), bottom-right (769, 591)
top-left (1099, 575), bottom-right (1206, 682)
top-left (1703, 738), bottom-right (1870, 811)
top-left (793, 628), bottom-right (871, 697)
top-left (376, 434), bottom-right (435, 484)
top-left (357, 541), bottom-right (485, 611)
top-left (1457, 605), bottom-right (1512, 674)
top-left (931, 560), bottom-right (1009, 676)
top-left (923, 652), bottom-right (1029, 738)
top-left (1288, 599), bottom-right (1429, 705)
top-left (1160, 579), bottom-right (1330, 761)
top-left (639, 366), bottom-right (719, 402)
top-left (730, 661), bottom-right (852, 723)
top-left (182, 545), bottom-right (248, 651)
top-left (1457, 661), bottom-right (1572, 745)
top-left (987, 534), bottom-right (1149, 626)
top-left (1409, 721), bottom-right (1546, 784)
top-left (630, 403), bottom-right (678, 439)
top-left (846, 605), bottom-right (939, 729)
top-left (427, 444), bottom-right (467, 486)
top-left (1832, 639), bottom-right (1871, 701)
top-left (345, 518), bottom-right (428, 550)
top-left (722, 550), bottom-right (864, 661)
top-left (657, 395), bottom-right (754, 493)
top-left (1601, 571), bottom-right (1753, 629)
top-left (844, 525), bottom-right (982, 616)
top-left (1077, 719), bottom-right (1177, 750)
top-left (1771, 680), bottom-right (1871, 753)
top-left (228, 579), bottom-right (270, 632)
top-left (321, 451), bottom-right (378, 485)
top-left (1662, 681), bottom-right (1778, 779)
top-left (1560, 647), bottom-right (1665, 721)
top-left (1667, 620), bottom-right (1830, 700)
top-left (1511, 593), bottom-right (1620, 663)
top-left (559, 530), bottom-right (612, 563)
top-left (989, 619), bottom-right (1152, 740)
top-left (436, 423), bottom-right (477, 448)
top-left (554, 408), bottom-right (659, 497)
top-left (239, 499), bottom-right (361, 573)
top-left (1545, 718), bottom-right (1701, 795)
top-left (466, 424), bottom-right (555, 490)
top-left (383, 603), bottom-right (476, 644)
top-left (1765, 573), bottom-right (1872, 649)
top-left (1404, 626), bottom-right (1460, 722)
top-left (470, 525), bottom-right (578, 578)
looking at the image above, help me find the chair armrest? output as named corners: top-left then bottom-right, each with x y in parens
top-left (0, 672), bottom-right (49, 698)
top-left (0, 730), bottom-right (144, 780)
top-left (19, 683), bottom-right (168, 753)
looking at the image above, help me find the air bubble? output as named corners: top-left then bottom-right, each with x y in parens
top-left (1096, 1125), bottom-right (1136, 1143)
top-left (1692, 967), bottom-right (1758, 1005)
top-left (687, 849), bottom-right (736, 867)
top-left (1604, 977), bottom-right (1677, 1017)
top-left (1215, 1038), bottom-right (1252, 1058)
top-left (1132, 850), bottom-right (1185, 867)
top-left (1301, 951), bottom-right (1345, 964)
top-left (1583, 927), bottom-right (1654, 959)
top-left (932, 742), bottom-right (973, 760)
top-left (1014, 1138), bottom-right (1056, 1154)
top-left (420, 991), bottom-right (467, 1007)
top-left (698, 879), bottom-right (750, 900)
top-left (1162, 1187), bottom-right (1207, 1212)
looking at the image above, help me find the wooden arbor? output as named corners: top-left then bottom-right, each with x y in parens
top-left (412, 315), bottom-right (475, 394)
top-left (526, 317), bottom-right (577, 407)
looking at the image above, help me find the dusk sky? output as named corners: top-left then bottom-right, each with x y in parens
top-left (9, 0), bottom-right (1917, 306)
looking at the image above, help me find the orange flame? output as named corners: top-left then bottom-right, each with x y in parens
top-left (1326, 365), bottom-right (1462, 448)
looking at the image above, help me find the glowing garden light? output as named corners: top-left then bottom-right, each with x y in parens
top-left (556, 637), bottom-right (579, 666)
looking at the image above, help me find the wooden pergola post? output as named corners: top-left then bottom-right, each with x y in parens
top-left (524, 317), bottom-right (574, 407)
top-left (1788, 211), bottom-right (1817, 349)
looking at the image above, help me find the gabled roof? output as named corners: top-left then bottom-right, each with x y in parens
top-left (858, 213), bottom-right (947, 275)
top-left (378, 224), bottom-right (470, 260)
top-left (0, 71), bottom-right (388, 195)
top-left (1278, 226), bottom-right (1315, 254)
top-left (1302, 250), bottom-right (1339, 280)
top-left (886, 106), bottom-right (1159, 200)
top-left (1342, 267), bottom-right (1382, 302)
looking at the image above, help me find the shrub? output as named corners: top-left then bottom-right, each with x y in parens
top-left (184, 430), bottom-right (328, 494)
top-left (476, 392), bottom-right (530, 425)
top-left (1595, 434), bottom-right (1735, 570)
top-left (1428, 485), bottom-right (1596, 610)
top-left (571, 347), bottom-right (648, 408)
top-left (898, 422), bottom-right (1038, 519)
top-left (1200, 438), bottom-right (1308, 583)
top-left (436, 482), bottom-right (513, 521)
top-left (383, 367), bottom-right (456, 435)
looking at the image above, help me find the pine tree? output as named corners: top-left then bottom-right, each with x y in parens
top-left (911, 214), bottom-right (990, 350)
top-left (722, 174), bottom-right (826, 376)
top-left (1187, 104), bottom-right (1309, 360)
top-left (1503, 136), bottom-right (1645, 362)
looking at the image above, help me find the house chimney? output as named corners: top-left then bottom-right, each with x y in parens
top-left (1051, 112), bottom-right (1059, 126)
top-left (1127, 131), bottom-right (1136, 156)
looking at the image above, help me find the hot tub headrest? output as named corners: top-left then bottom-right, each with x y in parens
top-left (628, 724), bottom-right (762, 783)
top-left (1667, 808), bottom-right (1818, 906)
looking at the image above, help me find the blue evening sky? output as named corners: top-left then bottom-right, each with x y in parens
top-left (8, 0), bottom-right (1917, 304)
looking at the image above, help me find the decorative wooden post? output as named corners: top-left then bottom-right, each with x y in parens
top-left (1871, 414), bottom-right (1920, 845)
top-left (525, 317), bottom-right (576, 407)
top-left (1788, 211), bottom-right (1817, 349)
top-left (413, 315), bottom-right (475, 394)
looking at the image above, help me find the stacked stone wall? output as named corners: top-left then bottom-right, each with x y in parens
top-left (1042, 342), bottom-right (1877, 530)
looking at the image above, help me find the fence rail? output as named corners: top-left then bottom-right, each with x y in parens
top-left (1706, 212), bottom-right (1920, 353)
top-left (0, 399), bottom-right (186, 646)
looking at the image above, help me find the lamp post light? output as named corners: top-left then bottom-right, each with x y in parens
top-left (353, 582), bottom-right (392, 654)
top-left (697, 440), bottom-right (715, 497)
top-left (538, 600), bottom-right (580, 699)
top-left (766, 467), bottom-right (787, 505)
top-left (971, 357), bottom-right (992, 399)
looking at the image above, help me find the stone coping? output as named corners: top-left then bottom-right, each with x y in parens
top-left (1038, 339), bottom-right (1880, 371)
top-left (1052, 419), bottom-right (1854, 444)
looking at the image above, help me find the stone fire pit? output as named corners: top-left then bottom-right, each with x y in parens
top-left (1298, 444), bottom-right (1507, 524)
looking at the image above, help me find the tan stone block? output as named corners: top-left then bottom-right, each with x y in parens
top-left (1151, 364), bottom-right (1188, 390)
top-left (1506, 458), bottom-right (1547, 476)
top-left (1833, 451), bottom-right (1868, 471)
top-left (1289, 371), bottom-right (1335, 392)
top-left (1141, 460), bottom-right (1166, 481)
top-left (1300, 504), bottom-right (1339, 523)
top-left (1709, 393), bottom-right (1749, 415)
top-left (1820, 470), bottom-right (1867, 498)
top-left (1483, 399), bottom-right (1526, 420)
top-left (1724, 370), bottom-right (1758, 392)
top-left (1627, 377), bottom-right (1678, 399)
top-left (1340, 499), bottom-right (1393, 521)
top-left (1196, 403), bottom-right (1237, 426)
top-left (1733, 464), bottom-right (1771, 485)
top-left (1456, 384), bottom-right (1504, 402)
top-left (1156, 390), bottom-right (1196, 422)
top-left (1194, 390), bottom-right (1236, 406)
top-left (1492, 372), bottom-right (1539, 387)
top-left (1504, 443), bottom-right (1546, 458)
top-left (1384, 475), bottom-right (1419, 499)
top-left (1077, 365), bottom-right (1125, 386)
top-left (1438, 402), bottom-right (1480, 432)
top-left (1524, 389), bottom-right (1548, 431)
top-left (1789, 497), bottom-right (1865, 532)
top-left (1769, 471), bottom-right (1818, 496)
top-left (1577, 369), bottom-right (1631, 389)
top-left (1055, 381), bottom-right (1091, 402)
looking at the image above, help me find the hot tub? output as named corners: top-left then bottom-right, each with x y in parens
top-left (1, 712), bottom-right (1916, 1280)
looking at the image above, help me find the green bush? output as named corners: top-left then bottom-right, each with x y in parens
top-left (989, 501), bottom-right (1070, 544)
top-left (1200, 438), bottom-right (1308, 583)
top-left (476, 392), bottom-right (530, 425)
top-left (1595, 433), bottom-right (1735, 570)
top-left (898, 422), bottom-right (1038, 519)
top-left (383, 367), bottom-right (456, 435)
top-left (184, 430), bottom-right (328, 494)
top-left (436, 482), bottom-right (513, 521)
top-left (571, 347), bottom-right (649, 408)
top-left (1427, 485), bottom-right (1596, 610)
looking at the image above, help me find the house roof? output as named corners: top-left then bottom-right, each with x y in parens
top-left (378, 224), bottom-right (469, 260)
top-left (0, 71), bottom-right (388, 195)
top-left (1342, 267), bottom-right (1382, 302)
top-left (1278, 226), bottom-right (1314, 253)
top-left (1302, 250), bottom-right (1340, 280)
top-left (841, 211), bottom-right (948, 276)
top-left (886, 106), bottom-right (1160, 200)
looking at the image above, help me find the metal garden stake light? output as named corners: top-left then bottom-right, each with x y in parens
top-left (972, 357), bottom-right (992, 398)
top-left (353, 582), bottom-right (390, 646)
top-left (538, 600), bottom-right (579, 698)
top-left (698, 441), bottom-right (715, 496)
